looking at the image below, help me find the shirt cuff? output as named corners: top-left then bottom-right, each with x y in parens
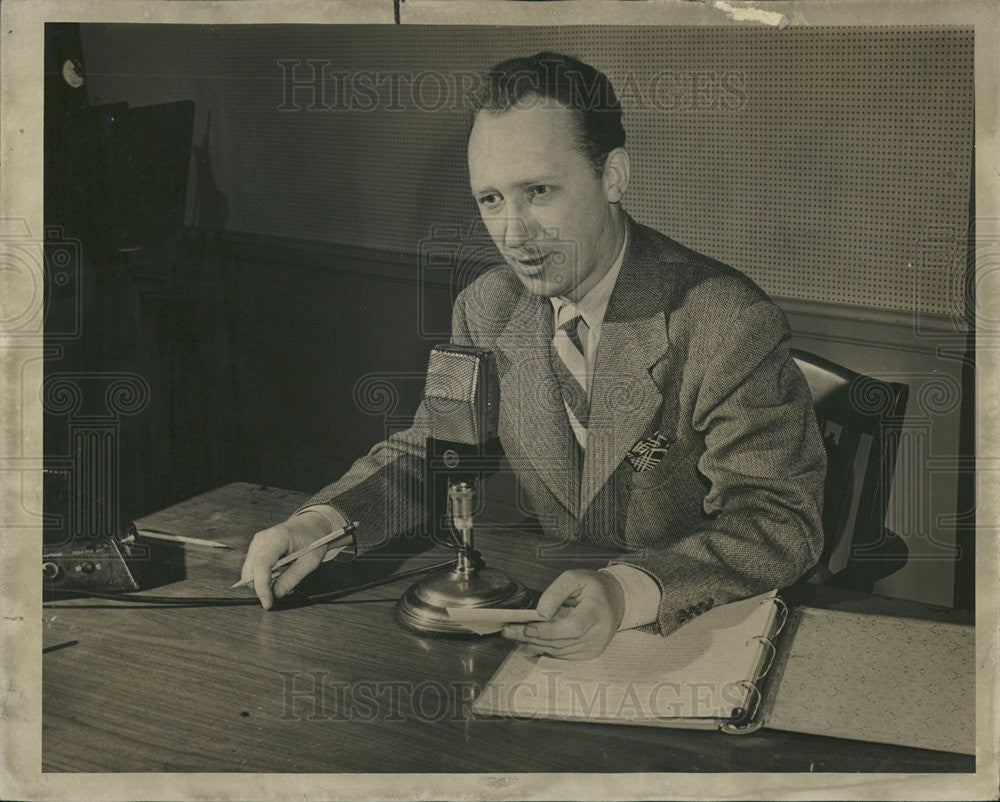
top-left (290, 504), bottom-right (356, 556)
top-left (599, 564), bottom-right (662, 630)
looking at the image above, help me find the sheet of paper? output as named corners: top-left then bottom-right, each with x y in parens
top-left (445, 607), bottom-right (547, 635)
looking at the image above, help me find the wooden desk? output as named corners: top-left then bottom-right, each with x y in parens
top-left (42, 483), bottom-right (975, 773)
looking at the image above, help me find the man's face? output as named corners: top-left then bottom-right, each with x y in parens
top-left (468, 101), bottom-right (622, 300)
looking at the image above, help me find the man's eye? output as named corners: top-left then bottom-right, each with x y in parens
top-left (477, 194), bottom-right (501, 208)
top-left (528, 185), bottom-right (553, 199)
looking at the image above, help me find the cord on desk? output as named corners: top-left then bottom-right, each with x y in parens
top-left (42, 560), bottom-right (455, 609)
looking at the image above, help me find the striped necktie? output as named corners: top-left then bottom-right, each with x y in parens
top-left (551, 303), bottom-right (590, 449)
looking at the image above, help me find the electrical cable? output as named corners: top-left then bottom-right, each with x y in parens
top-left (42, 559), bottom-right (455, 609)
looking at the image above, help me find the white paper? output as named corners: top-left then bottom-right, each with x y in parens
top-left (445, 607), bottom-right (548, 635)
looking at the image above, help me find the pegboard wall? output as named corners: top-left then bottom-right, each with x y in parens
top-left (81, 25), bottom-right (974, 316)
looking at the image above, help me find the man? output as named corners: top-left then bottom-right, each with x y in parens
top-left (241, 52), bottom-right (826, 659)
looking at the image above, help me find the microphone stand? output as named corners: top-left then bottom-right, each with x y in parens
top-left (394, 478), bottom-right (531, 637)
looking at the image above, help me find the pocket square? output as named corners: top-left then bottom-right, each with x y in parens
top-left (626, 431), bottom-right (671, 472)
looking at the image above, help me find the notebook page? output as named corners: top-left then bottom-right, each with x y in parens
top-left (764, 607), bottom-right (975, 754)
top-left (507, 590), bottom-right (778, 721)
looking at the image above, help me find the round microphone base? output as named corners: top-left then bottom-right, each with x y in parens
top-left (394, 563), bottom-right (532, 637)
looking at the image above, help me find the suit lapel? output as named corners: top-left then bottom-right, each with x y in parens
top-left (492, 215), bottom-right (678, 519)
top-left (581, 217), bottom-right (674, 515)
top-left (495, 287), bottom-right (580, 515)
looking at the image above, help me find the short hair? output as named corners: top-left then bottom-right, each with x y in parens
top-left (471, 51), bottom-right (626, 174)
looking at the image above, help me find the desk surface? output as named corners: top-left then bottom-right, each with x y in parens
top-left (42, 483), bottom-right (975, 773)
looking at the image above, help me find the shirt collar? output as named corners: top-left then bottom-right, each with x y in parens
top-left (550, 225), bottom-right (628, 330)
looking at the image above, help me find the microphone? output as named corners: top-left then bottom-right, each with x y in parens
top-left (422, 345), bottom-right (503, 539)
top-left (423, 344), bottom-right (498, 446)
top-left (394, 344), bottom-right (530, 637)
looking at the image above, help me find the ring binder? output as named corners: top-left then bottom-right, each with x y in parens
top-left (721, 680), bottom-right (764, 734)
top-left (747, 634), bottom-right (777, 678)
top-left (471, 591), bottom-right (974, 755)
top-left (772, 596), bottom-right (789, 637)
top-left (471, 589), bottom-right (785, 733)
top-left (724, 597), bottom-right (785, 733)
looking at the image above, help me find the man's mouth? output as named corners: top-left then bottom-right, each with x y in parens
top-left (510, 252), bottom-right (550, 275)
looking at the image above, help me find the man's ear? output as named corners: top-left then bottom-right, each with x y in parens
top-left (602, 148), bottom-right (631, 203)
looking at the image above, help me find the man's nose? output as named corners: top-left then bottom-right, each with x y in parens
top-left (501, 212), bottom-right (534, 250)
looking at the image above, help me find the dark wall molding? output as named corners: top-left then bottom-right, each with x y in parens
top-left (778, 297), bottom-right (969, 358)
top-left (224, 231), bottom-right (968, 354)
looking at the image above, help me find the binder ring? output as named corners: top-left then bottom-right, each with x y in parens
top-left (745, 635), bottom-right (777, 679)
top-left (720, 680), bottom-right (763, 734)
top-left (772, 597), bottom-right (789, 637)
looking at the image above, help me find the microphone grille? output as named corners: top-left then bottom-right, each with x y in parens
top-left (424, 345), bottom-right (497, 444)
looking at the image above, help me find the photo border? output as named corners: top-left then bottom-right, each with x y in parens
top-left (2, 1), bottom-right (996, 799)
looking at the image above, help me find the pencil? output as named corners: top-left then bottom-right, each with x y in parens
top-left (229, 522), bottom-right (358, 590)
top-left (135, 529), bottom-right (233, 549)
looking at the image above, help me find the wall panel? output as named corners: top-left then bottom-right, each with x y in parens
top-left (81, 24), bottom-right (973, 317)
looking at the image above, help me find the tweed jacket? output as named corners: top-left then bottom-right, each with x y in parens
top-left (301, 214), bottom-right (827, 637)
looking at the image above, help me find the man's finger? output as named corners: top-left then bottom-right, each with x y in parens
top-left (504, 613), bottom-right (594, 642)
top-left (250, 552), bottom-right (279, 610)
top-left (273, 552), bottom-right (323, 599)
top-left (239, 534), bottom-right (269, 588)
top-left (535, 571), bottom-right (587, 619)
top-left (238, 559), bottom-right (253, 587)
top-left (502, 624), bottom-right (581, 646)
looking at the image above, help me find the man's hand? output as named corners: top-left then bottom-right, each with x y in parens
top-left (238, 511), bottom-right (333, 609)
top-left (501, 569), bottom-right (625, 660)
